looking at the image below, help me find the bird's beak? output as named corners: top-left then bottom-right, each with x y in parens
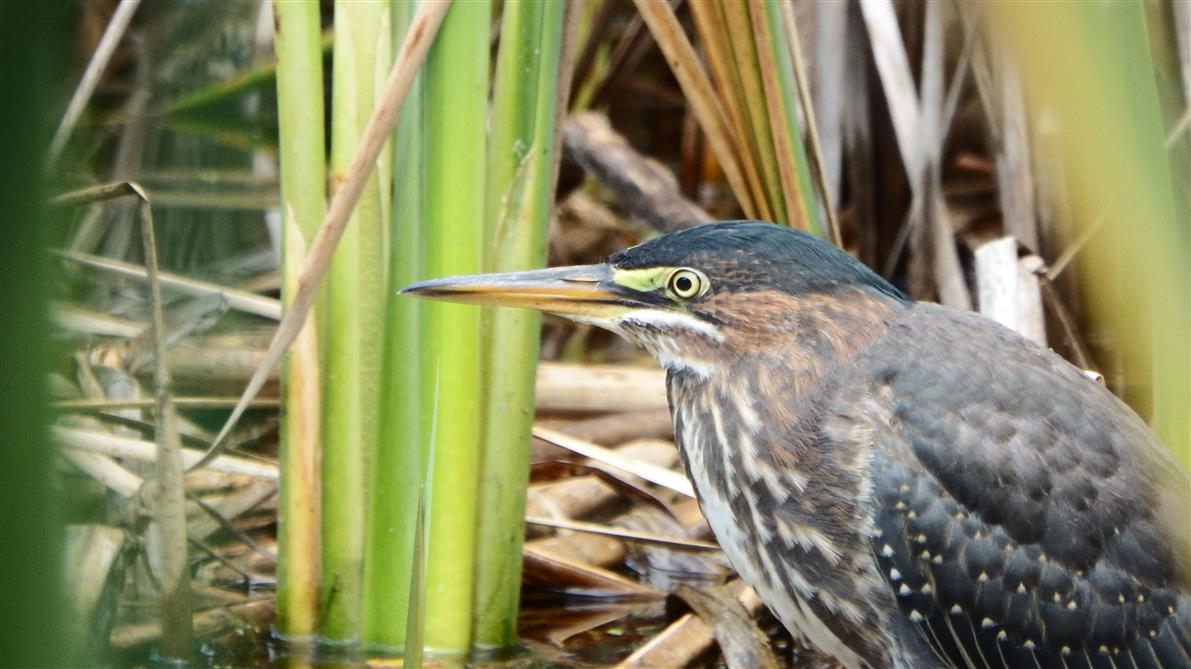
top-left (400, 263), bottom-right (651, 319)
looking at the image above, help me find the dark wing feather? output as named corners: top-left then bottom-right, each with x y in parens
top-left (838, 303), bottom-right (1191, 669)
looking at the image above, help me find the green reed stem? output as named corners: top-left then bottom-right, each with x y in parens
top-left (321, 0), bottom-right (390, 642)
top-left (272, 0), bottom-right (326, 641)
top-left (362, 0), bottom-right (425, 650)
top-left (418, 0), bottom-right (490, 654)
top-left (473, 0), bottom-right (568, 648)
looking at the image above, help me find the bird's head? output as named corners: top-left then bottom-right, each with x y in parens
top-left (402, 221), bottom-right (909, 378)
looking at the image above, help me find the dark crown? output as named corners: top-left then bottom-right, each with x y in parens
top-left (609, 221), bottom-right (908, 302)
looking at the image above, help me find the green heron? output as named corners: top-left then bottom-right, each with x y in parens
top-left (403, 221), bottom-right (1191, 669)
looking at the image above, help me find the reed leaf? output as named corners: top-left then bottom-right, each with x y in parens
top-left (688, 1), bottom-right (770, 221)
top-left (633, 0), bottom-right (757, 219)
top-left (641, 0), bottom-right (825, 234)
top-left (720, 0), bottom-right (787, 224)
top-left (761, 1), bottom-right (824, 237)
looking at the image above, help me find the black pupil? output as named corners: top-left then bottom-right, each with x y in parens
top-left (675, 275), bottom-right (693, 293)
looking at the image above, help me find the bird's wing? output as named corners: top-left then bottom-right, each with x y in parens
top-left (832, 303), bottom-right (1191, 669)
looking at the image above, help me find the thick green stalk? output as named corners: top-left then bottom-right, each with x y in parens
top-left (473, 0), bottom-right (567, 648)
top-left (1, 4), bottom-right (70, 665)
top-left (273, 0), bottom-right (326, 640)
top-left (362, 0), bottom-right (425, 650)
top-left (419, 0), bottom-right (490, 654)
top-left (322, 0), bottom-right (390, 642)
top-left (986, 2), bottom-right (1188, 465)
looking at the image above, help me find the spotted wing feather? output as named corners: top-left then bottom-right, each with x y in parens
top-left (839, 304), bottom-right (1191, 669)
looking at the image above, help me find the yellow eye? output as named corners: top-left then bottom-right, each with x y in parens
top-left (667, 268), bottom-right (706, 300)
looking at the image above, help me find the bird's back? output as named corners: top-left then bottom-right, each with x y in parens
top-left (833, 302), bottom-right (1191, 669)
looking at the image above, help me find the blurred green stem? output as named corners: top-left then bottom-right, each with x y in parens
top-left (0, 4), bottom-right (69, 664)
top-left (986, 1), bottom-right (1189, 465)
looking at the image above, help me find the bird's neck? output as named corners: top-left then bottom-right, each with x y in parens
top-left (720, 287), bottom-right (909, 396)
top-left (666, 288), bottom-right (911, 668)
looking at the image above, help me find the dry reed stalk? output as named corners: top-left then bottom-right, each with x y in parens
top-left (54, 426), bottom-right (277, 479)
top-left (525, 533), bottom-right (626, 570)
top-left (525, 517), bottom-right (718, 552)
top-left (535, 362), bottom-right (668, 412)
top-left (49, 0), bottom-right (141, 163)
top-left (57, 250), bottom-right (282, 320)
top-left (522, 544), bottom-right (662, 599)
top-left (633, 0), bottom-right (756, 218)
top-left (546, 408), bottom-right (674, 445)
top-left (533, 426), bottom-right (694, 498)
top-left (563, 112), bottom-right (711, 231)
top-left (616, 582), bottom-right (765, 668)
top-left (526, 439), bottom-right (679, 521)
top-left (137, 190), bottom-right (194, 660)
top-left (974, 236), bottom-right (1045, 345)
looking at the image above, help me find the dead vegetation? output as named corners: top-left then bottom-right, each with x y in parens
top-left (50, 0), bottom-right (1188, 666)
